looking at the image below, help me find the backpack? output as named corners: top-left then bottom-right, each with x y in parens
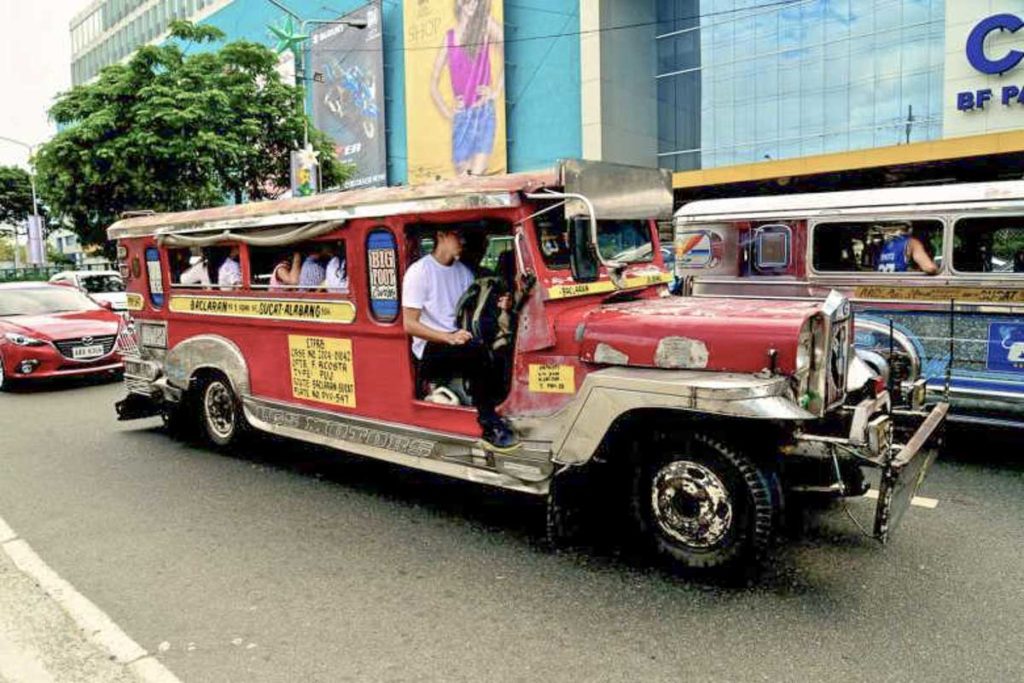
top-left (455, 276), bottom-right (509, 352)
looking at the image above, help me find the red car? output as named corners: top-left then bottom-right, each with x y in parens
top-left (0, 282), bottom-right (124, 390)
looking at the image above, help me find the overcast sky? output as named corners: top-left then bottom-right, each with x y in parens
top-left (0, 0), bottom-right (86, 170)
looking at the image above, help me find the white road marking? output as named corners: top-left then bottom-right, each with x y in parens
top-left (0, 515), bottom-right (182, 683)
top-left (863, 489), bottom-right (940, 509)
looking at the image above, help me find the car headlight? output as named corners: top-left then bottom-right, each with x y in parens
top-left (4, 332), bottom-right (46, 347)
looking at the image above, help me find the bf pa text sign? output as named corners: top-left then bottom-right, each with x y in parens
top-left (958, 13), bottom-right (1024, 112)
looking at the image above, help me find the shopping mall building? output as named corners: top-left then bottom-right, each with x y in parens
top-left (69, 0), bottom-right (1024, 198)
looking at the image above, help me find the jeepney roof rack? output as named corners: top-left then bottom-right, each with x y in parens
top-left (106, 160), bottom-right (675, 242)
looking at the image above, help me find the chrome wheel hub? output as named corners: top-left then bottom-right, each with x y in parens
top-left (651, 460), bottom-right (733, 548)
top-left (204, 381), bottom-right (235, 439)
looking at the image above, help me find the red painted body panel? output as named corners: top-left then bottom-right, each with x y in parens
top-left (576, 297), bottom-right (816, 374)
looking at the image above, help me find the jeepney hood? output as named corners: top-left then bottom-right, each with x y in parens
top-left (577, 297), bottom-right (820, 375)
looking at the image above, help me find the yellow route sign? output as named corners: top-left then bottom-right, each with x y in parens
top-left (169, 295), bottom-right (355, 323)
top-left (546, 272), bottom-right (672, 300)
top-left (288, 335), bottom-right (356, 408)
top-left (854, 286), bottom-right (1024, 304)
top-left (528, 364), bottom-right (576, 394)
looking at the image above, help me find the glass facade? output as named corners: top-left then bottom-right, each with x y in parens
top-left (657, 0), bottom-right (947, 172)
top-left (70, 0), bottom-right (221, 85)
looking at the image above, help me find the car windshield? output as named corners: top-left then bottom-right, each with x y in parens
top-left (597, 220), bottom-right (654, 263)
top-left (0, 288), bottom-right (102, 316)
top-left (80, 274), bottom-right (125, 293)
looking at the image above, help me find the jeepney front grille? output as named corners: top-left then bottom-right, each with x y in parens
top-left (826, 318), bottom-right (851, 408)
top-left (53, 335), bottom-right (117, 359)
top-left (116, 325), bottom-right (140, 355)
top-left (125, 374), bottom-right (157, 396)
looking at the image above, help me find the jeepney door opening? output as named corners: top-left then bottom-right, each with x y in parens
top-left (403, 219), bottom-right (517, 406)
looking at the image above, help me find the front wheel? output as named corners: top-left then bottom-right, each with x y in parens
top-left (0, 352), bottom-right (10, 391)
top-left (198, 374), bottom-right (246, 447)
top-left (631, 432), bottom-right (776, 572)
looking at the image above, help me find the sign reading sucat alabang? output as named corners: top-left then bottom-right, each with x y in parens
top-left (957, 13), bottom-right (1024, 111)
top-left (169, 295), bottom-right (356, 324)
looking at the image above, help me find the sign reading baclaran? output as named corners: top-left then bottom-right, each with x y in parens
top-left (958, 13), bottom-right (1024, 111)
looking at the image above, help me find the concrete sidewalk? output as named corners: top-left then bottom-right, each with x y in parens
top-left (0, 547), bottom-right (145, 683)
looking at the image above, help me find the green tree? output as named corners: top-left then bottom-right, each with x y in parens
top-left (35, 21), bottom-right (348, 246)
top-left (0, 165), bottom-right (34, 226)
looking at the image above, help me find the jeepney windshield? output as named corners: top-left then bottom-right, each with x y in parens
top-left (597, 219), bottom-right (653, 264)
top-left (533, 212), bottom-right (654, 268)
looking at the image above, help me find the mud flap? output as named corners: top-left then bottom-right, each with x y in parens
top-left (115, 393), bottom-right (162, 421)
top-left (873, 402), bottom-right (949, 543)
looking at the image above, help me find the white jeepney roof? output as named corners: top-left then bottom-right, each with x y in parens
top-left (675, 180), bottom-right (1024, 223)
top-left (106, 169), bottom-right (561, 241)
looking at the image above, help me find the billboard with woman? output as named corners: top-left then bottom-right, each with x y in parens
top-left (403, 0), bottom-right (507, 183)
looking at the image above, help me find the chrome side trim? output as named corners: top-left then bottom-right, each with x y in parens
top-left (165, 334), bottom-right (251, 396)
top-left (242, 396), bottom-right (552, 495)
top-left (549, 367), bottom-right (814, 465)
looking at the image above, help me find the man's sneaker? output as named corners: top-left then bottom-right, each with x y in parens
top-left (480, 417), bottom-right (520, 452)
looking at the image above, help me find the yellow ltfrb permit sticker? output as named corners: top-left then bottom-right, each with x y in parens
top-left (546, 272), bottom-right (672, 300)
top-left (125, 293), bottom-right (144, 311)
top-left (528, 364), bottom-right (576, 394)
top-left (169, 295), bottom-right (355, 323)
top-left (288, 335), bottom-right (356, 408)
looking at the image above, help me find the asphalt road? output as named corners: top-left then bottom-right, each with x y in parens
top-left (1, 378), bottom-right (1022, 682)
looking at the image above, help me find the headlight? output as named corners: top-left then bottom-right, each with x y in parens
top-left (4, 332), bottom-right (46, 347)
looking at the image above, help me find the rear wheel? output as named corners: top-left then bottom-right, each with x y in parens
top-left (198, 374), bottom-right (245, 447)
top-left (631, 432), bottom-right (775, 572)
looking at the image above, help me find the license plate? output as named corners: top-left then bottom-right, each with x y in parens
top-left (72, 344), bottom-right (105, 359)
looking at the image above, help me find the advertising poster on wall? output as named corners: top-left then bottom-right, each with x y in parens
top-left (403, 0), bottom-right (507, 184)
top-left (310, 1), bottom-right (387, 189)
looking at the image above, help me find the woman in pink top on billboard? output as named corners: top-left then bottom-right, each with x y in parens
top-left (430, 0), bottom-right (504, 177)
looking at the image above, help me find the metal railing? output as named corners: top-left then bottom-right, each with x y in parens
top-left (0, 262), bottom-right (115, 283)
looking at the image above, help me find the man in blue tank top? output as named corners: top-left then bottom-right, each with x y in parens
top-left (876, 228), bottom-right (939, 274)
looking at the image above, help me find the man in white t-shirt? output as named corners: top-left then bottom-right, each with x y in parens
top-left (402, 228), bottom-right (518, 450)
top-left (217, 246), bottom-right (242, 290)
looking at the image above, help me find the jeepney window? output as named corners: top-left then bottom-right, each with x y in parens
top-left (248, 241), bottom-right (349, 293)
top-left (367, 228), bottom-right (399, 322)
top-left (144, 246), bottom-right (164, 307)
top-left (813, 220), bottom-right (943, 273)
top-left (168, 247), bottom-right (217, 289)
top-left (952, 217), bottom-right (1024, 274)
top-left (752, 224), bottom-right (791, 273)
top-left (533, 210), bottom-right (571, 269)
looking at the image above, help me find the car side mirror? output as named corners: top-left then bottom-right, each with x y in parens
top-left (99, 299), bottom-right (114, 311)
top-left (568, 216), bottom-right (599, 283)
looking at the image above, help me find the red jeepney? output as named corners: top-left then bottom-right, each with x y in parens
top-left (110, 160), bottom-right (945, 573)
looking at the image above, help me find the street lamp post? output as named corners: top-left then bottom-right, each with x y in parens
top-left (0, 135), bottom-right (43, 269)
top-left (265, 0), bottom-right (367, 147)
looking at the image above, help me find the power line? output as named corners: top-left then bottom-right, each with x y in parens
top-left (309, 0), bottom-right (811, 54)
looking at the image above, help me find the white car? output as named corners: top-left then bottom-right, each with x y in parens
top-left (49, 270), bottom-right (128, 311)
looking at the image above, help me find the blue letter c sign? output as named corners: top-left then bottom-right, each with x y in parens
top-left (967, 13), bottom-right (1024, 75)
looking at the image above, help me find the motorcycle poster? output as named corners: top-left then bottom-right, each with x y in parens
top-left (310, 1), bottom-right (387, 189)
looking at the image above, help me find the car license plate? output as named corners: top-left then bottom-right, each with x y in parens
top-left (72, 344), bottom-right (105, 359)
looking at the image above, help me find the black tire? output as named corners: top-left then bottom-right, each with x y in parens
top-left (0, 352), bottom-right (12, 392)
top-left (196, 373), bottom-right (246, 448)
top-left (631, 432), bottom-right (776, 572)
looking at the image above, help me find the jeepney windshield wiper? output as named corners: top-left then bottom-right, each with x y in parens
top-left (602, 289), bottom-right (643, 304)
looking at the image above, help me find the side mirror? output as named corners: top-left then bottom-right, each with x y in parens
top-left (99, 299), bottom-right (114, 311)
top-left (568, 216), bottom-right (599, 283)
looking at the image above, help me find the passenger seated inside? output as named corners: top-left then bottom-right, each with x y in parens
top-left (218, 246), bottom-right (242, 290)
top-left (875, 225), bottom-right (939, 275)
top-left (401, 225), bottom-right (519, 451)
top-left (269, 251), bottom-right (301, 291)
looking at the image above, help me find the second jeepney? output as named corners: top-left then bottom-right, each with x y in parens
top-left (110, 160), bottom-right (946, 573)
